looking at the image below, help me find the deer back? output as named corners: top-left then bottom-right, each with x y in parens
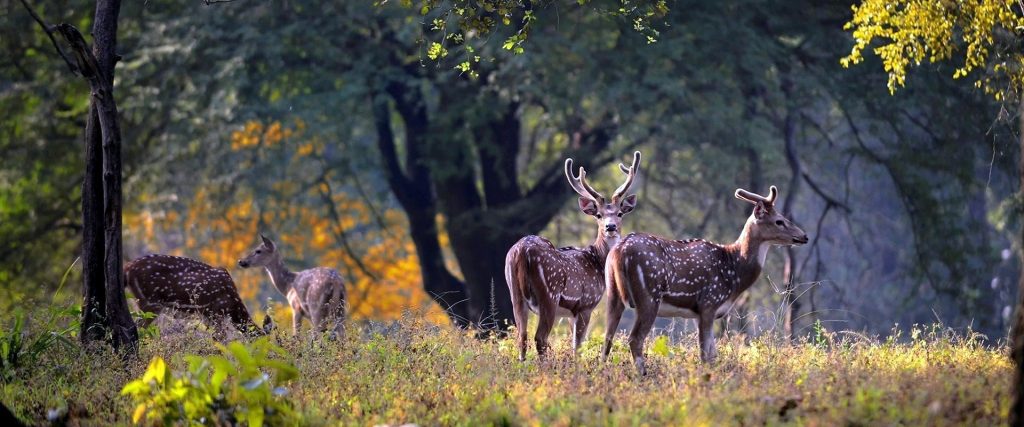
top-left (507, 236), bottom-right (606, 310)
top-left (289, 267), bottom-right (347, 317)
top-left (125, 254), bottom-right (258, 329)
top-left (610, 233), bottom-right (751, 312)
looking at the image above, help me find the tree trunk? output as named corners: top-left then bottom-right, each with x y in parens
top-left (81, 106), bottom-right (106, 343)
top-left (375, 77), bottom-right (616, 331)
top-left (1009, 95), bottom-right (1024, 427)
top-left (445, 217), bottom-right (518, 329)
top-left (372, 89), bottom-right (471, 326)
top-left (73, 0), bottom-right (137, 350)
top-left (780, 88), bottom-right (802, 342)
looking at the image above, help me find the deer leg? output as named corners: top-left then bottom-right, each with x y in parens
top-left (534, 301), bottom-right (556, 359)
top-left (698, 310), bottom-right (718, 364)
top-left (227, 303), bottom-right (259, 337)
top-left (202, 312), bottom-right (229, 341)
top-left (628, 301), bottom-right (659, 376)
top-left (311, 308), bottom-right (328, 338)
top-left (291, 308), bottom-right (304, 337)
top-left (572, 310), bottom-right (592, 355)
top-left (602, 295), bottom-right (625, 362)
top-left (511, 296), bottom-right (529, 361)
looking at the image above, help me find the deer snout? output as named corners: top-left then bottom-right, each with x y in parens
top-left (605, 224), bottom-right (618, 233)
top-left (793, 234), bottom-right (809, 245)
top-left (238, 259), bottom-right (250, 268)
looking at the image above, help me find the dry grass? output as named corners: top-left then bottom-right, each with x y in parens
top-left (0, 310), bottom-right (1014, 426)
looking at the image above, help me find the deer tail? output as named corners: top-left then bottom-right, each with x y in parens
top-left (123, 263), bottom-right (142, 305)
top-left (505, 244), bottom-right (531, 305)
top-left (332, 279), bottom-right (347, 321)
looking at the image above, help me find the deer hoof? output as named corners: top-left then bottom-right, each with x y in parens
top-left (634, 356), bottom-right (647, 376)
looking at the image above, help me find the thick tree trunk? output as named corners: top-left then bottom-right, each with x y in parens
top-left (445, 217), bottom-right (518, 329)
top-left (375, 77), bottom-right (615, 331)
top-left (372, 89), bottom-right (471, 327)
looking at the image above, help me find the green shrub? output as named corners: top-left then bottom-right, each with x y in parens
top-left (0, 309), bottom-right (76, 383)
top-left (121, 338), bottom-right (299, 426)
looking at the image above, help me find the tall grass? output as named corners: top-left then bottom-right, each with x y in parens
top-left (0, 307), bottom-right (1013, 426)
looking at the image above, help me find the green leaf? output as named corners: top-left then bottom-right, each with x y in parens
top-left (248, 407), bottom-right (265, 427)
top-left (651, 335), bottom-right (670, 357)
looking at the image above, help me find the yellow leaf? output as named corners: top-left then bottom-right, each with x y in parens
top-left (132, 404), bottom-right (147, 424)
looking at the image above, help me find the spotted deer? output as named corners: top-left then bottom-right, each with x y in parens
top-left (505, 151), bottom-right (641, 361)
top-left (124, 254), bottom-right (272, 337)
top-left (238, 234), bottom-right (347, 339)
top-left (603, 186), bottom-right (808, 374)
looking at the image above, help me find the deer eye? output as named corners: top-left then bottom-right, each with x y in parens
top-left (256, 250), bottom-right (262, 254)
top-left (595, 214), bottom-right (603, 219)
top-left (617, 212), bottom-right (623, 217)
top-left (775, 220), bottom-right (784, 226)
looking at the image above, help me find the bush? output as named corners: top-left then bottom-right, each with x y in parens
top-left (121, 338), bottom-right (299, 426)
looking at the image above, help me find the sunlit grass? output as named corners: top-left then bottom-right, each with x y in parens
top-left (0, 309), bottom-right (1013, 426)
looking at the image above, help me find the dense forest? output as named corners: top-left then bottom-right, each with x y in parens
top-left (1, 0), bottom-right (1021, 424)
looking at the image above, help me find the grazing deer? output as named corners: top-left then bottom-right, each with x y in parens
top-left (505, 151), bottom-right (641, 360)
top-left (603, 186), bottom-right (808, 374)
top-left (238, 234), bottom-right (347, 339)
top-left (124, 254), bottom-right (272, 337)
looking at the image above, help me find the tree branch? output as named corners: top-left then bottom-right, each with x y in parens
top-left (18, 0), bottom-right (79, 75)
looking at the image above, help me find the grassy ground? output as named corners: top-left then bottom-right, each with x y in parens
top-left (0, 309), bottom-right (1014, 426)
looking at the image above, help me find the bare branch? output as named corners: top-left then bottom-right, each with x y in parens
top-left (801, 172), bottom-right (852, 213)
top-left (18, 0), bottom-right (78, 75)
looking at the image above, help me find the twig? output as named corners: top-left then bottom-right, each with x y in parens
top-left (18, 0), bottom-right (78, 75)
top-left (801, 172), bottom-right (852, 213)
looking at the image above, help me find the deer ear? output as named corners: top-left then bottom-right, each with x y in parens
top-left (578, 197), bottom-right (599, 216)
top-left (753, 201), bottom-right (770, 219)
top-left (619, 194), bottom-right (637, 214)
top-left (260, 234), bottom-right (275, 249)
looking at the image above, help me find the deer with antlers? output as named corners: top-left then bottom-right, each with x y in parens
top-left (238, 234), bottom-right (347, 339)
top-left (124, 254), bottom-right (272, 338)
top-left (603, 186), bottom-right (807, 374)
top-left (505, 151), bottom-right (641, 361)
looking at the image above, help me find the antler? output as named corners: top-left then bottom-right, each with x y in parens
top-left (734, 185), bottom-right (779, 205)
top-left (612, 151), bottom-right (642, 202)
top-left (565, 158), bottom-right (604, 201)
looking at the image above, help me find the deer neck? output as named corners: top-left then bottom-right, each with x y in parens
top-left (263, 255), bottom-right (296, 295)
top-left (726, 218), bottom-right (769, 292)
top-left (588, 228), bottom-right (616, 263)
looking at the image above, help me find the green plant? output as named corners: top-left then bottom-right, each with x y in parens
top-left (811, 319), bottom-right (830, 349)
top-left (131, 310), bottom-right (161, 341)
top-left (121, 338), bottom-right (300, 426)
top-left (0, 310), bottom-right (76, 383)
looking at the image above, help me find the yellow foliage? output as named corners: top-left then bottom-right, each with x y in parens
top-left (127, 119), bottom-right (449, 323)
top-left (842, 0), bottom-right (1024, 97)
top-left (230, 120), bottom-right (301, 150)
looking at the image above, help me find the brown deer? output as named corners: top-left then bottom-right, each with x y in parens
top-left (603, 186), bottom-right (807, 374)
top-left (238, 234), bottom-right (347, 339)
top-left (505, 151), bottom-right (641, 361)
top-left (124, 254), bottom-right (272, 337)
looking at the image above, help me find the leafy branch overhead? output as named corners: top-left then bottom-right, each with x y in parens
top-left (841, 0), bottom-right (1024, 98)
top-left (400, 0), bottom-right (669, 76)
